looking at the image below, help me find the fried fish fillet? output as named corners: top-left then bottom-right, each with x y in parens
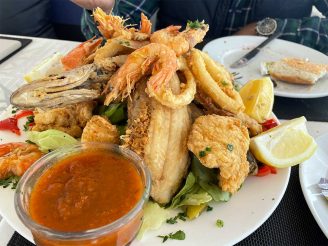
top-left (123, 76), bottom-right (191, 204)
top-left (187, 115), bottom-right (250, 193)
top-left (32, 101), bottom-right (95, 137)
top-left (81, 115), bottom-right (119, 144)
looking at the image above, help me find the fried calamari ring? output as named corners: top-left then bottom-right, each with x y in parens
top-left (188, 49), bottom-right (245, 114)
top-left (147, 57), bottom-right (196, 109)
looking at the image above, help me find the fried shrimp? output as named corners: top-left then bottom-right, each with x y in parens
top-left (187, 115), bottom-right (249, 193)
top-left (188, 49), bottom-right (245, 114)
top-left (0, 143), bottom-right (43, 179)
top-left (150, 21), bottom-right (209, 56)
top-left (94, 38), bottom-right (149, 71)
top-left (93, 8), bottom-right (150, 41)
top-left (140, 13), bottom-right (152, 35)
top-left (147, 57), bottom-right (196, 109)
top-left (61, 37), bottom-right (103, 70)
top-left (103, 43), bottom-right (177, 105)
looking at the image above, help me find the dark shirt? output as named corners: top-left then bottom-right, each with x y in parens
top-left (81, 0), bottom-right (328, 54)
top-left (0, 0), bottom-right (55, 37)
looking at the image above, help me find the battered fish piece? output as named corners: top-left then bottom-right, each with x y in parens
top-left (124, 77), bottom-right (191, 204)
top-left (32, 101), bottom-right (95, 138)
top-left (187, 115), bottom-right (250, 193)
top-left (81, 115), bottom-right (119, 144)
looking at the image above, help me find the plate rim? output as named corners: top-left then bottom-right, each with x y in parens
top-left (299, 133), bottom-right (328, 239)
top-left (203, 35), bottom-right (328, 99)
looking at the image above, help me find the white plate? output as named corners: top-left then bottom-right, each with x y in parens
top-left (0, 106), bottom-right (290, 246)
top-left (299, 133), bottom-right (328, 238)
top-left (203, 36), bottom-right (328, 99)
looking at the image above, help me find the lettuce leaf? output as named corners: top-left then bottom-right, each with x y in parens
top-left (137, 201), bottom-right (169, 239)
top-left (100, 103), bottom-right (127, 124)
top-left (27, 129), bottom-right (78, 152)
top-left (170, 172), bottom-right (196, 208)
top-left (177, 184), bottom-right (212, 206)
top-left (191, 157), bottom-right (231, 202)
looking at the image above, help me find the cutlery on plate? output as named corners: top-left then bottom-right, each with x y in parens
top-left (318, 177), bottom-right (328, 190)
top-left (230, 32), bottom-right (281, 69)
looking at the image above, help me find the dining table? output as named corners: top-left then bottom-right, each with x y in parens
top-left (0, 34), bottom-right (328, 246)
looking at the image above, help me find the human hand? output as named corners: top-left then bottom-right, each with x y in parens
top-left (70, 0), bottom-right (115, 13)
top-left (233, 22), bottom-right (257, 35)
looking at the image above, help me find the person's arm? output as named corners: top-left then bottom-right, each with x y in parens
top-left (273, 0), bottom-right (328, 55)
top-left (71, 0), bottom-right (114, 13)
top-left (235, 1), bottom-right (328, 55)
top-left (80, 0), bottom-right (159, 40)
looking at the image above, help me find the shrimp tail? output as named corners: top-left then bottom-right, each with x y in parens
top-left (140, 13), bottom-right (152, 34)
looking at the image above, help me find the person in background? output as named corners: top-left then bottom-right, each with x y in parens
top-left (0, 0), bottom-right (56, 38)
top-left (72, 0), bottom-right (328, 54)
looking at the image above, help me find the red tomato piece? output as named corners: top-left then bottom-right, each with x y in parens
top-left (13, 110), bottom-right (34, 120)
top-left (0, 117), bottom-right (20, 135)
top-left (256, 165), bottom-right (271, 177)
top-left (262, 118), bottom-right (278, 131)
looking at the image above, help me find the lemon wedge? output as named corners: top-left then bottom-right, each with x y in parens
top-left (239, 77), bottom-right (274, 123)
top-left (250, 117), bottom-right (317, 168)
top-left (24, 53), bottom-right (64, 83)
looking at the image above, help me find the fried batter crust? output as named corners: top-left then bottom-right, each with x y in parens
top-left (32, 101), bottom-right (95, 137)
top-left (81, 115), bottom-right (119, 144)
top-left (187, 115), bottom-right (249, 193)
top-left (124, 77), bottom-right (191, 204)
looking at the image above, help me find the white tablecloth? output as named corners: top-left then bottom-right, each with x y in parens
top-left (0, 35), bottom-right (78, 112)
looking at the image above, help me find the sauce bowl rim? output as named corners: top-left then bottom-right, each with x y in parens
top-left (14, 142), bottom-right (151, 241)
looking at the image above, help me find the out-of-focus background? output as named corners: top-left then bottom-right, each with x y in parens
top-left (0, 0), bottom-right (84, 41)
top-left (0, 1), bottom-right (324, 42)
top-left (50, 0), bottom-right (84, 41)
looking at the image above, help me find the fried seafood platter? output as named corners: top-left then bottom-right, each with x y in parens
top-left (0, 8), bottom-right (301, 245)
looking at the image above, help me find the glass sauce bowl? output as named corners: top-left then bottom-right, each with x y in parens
top-left (15, 143), bottom-right (151, 246)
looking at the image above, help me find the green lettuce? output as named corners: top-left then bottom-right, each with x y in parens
top-left (177, 184), bottom-right (212, 206)
top-left (191, 157), bottom-right (231, 202)
top-left (27, 129), bottom-right (78, 152)
top-left (99, 103), bottom-right (127, 124)
top-left (137, 201), bottom-right (169, 239)
top-left (169, 156), bottom-right (231, 209)
top-left (170, 173), bottom-right (196, 208)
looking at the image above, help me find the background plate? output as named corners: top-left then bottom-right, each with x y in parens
top-left (299, 133), bottom-right (328, 238)
top-left (203, 36), bottom-right (328, 99)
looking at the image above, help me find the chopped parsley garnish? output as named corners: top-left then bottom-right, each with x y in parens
top-left (199, 150), bottom-right (206, 157)
top-left (187, 20), bottom-right (202, 29)
top-left (166, 212), bottom-right (187, 224)
top-left (158, 230), bottom-right (186, 243)
top-left (216, 219), bottom-right (224, 228)
top-left (11, 106), bottom-right (18, 114)
top-left (0, 176), bottom-right (20, 189)
top-left (233, 82), bottom-right (241, 91)
top-left (227, 144), bottom-right (234, 152)
top-left (221, 80), bottom-right (229, 86)
top-left (206, 205), bottom-right (213, 212)
top-left (199, 146), bottom-right (212, 158)
top-left (118, 40), bottom-right (130, 47)
top-left (23, 115), bottom-right (34, 131)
